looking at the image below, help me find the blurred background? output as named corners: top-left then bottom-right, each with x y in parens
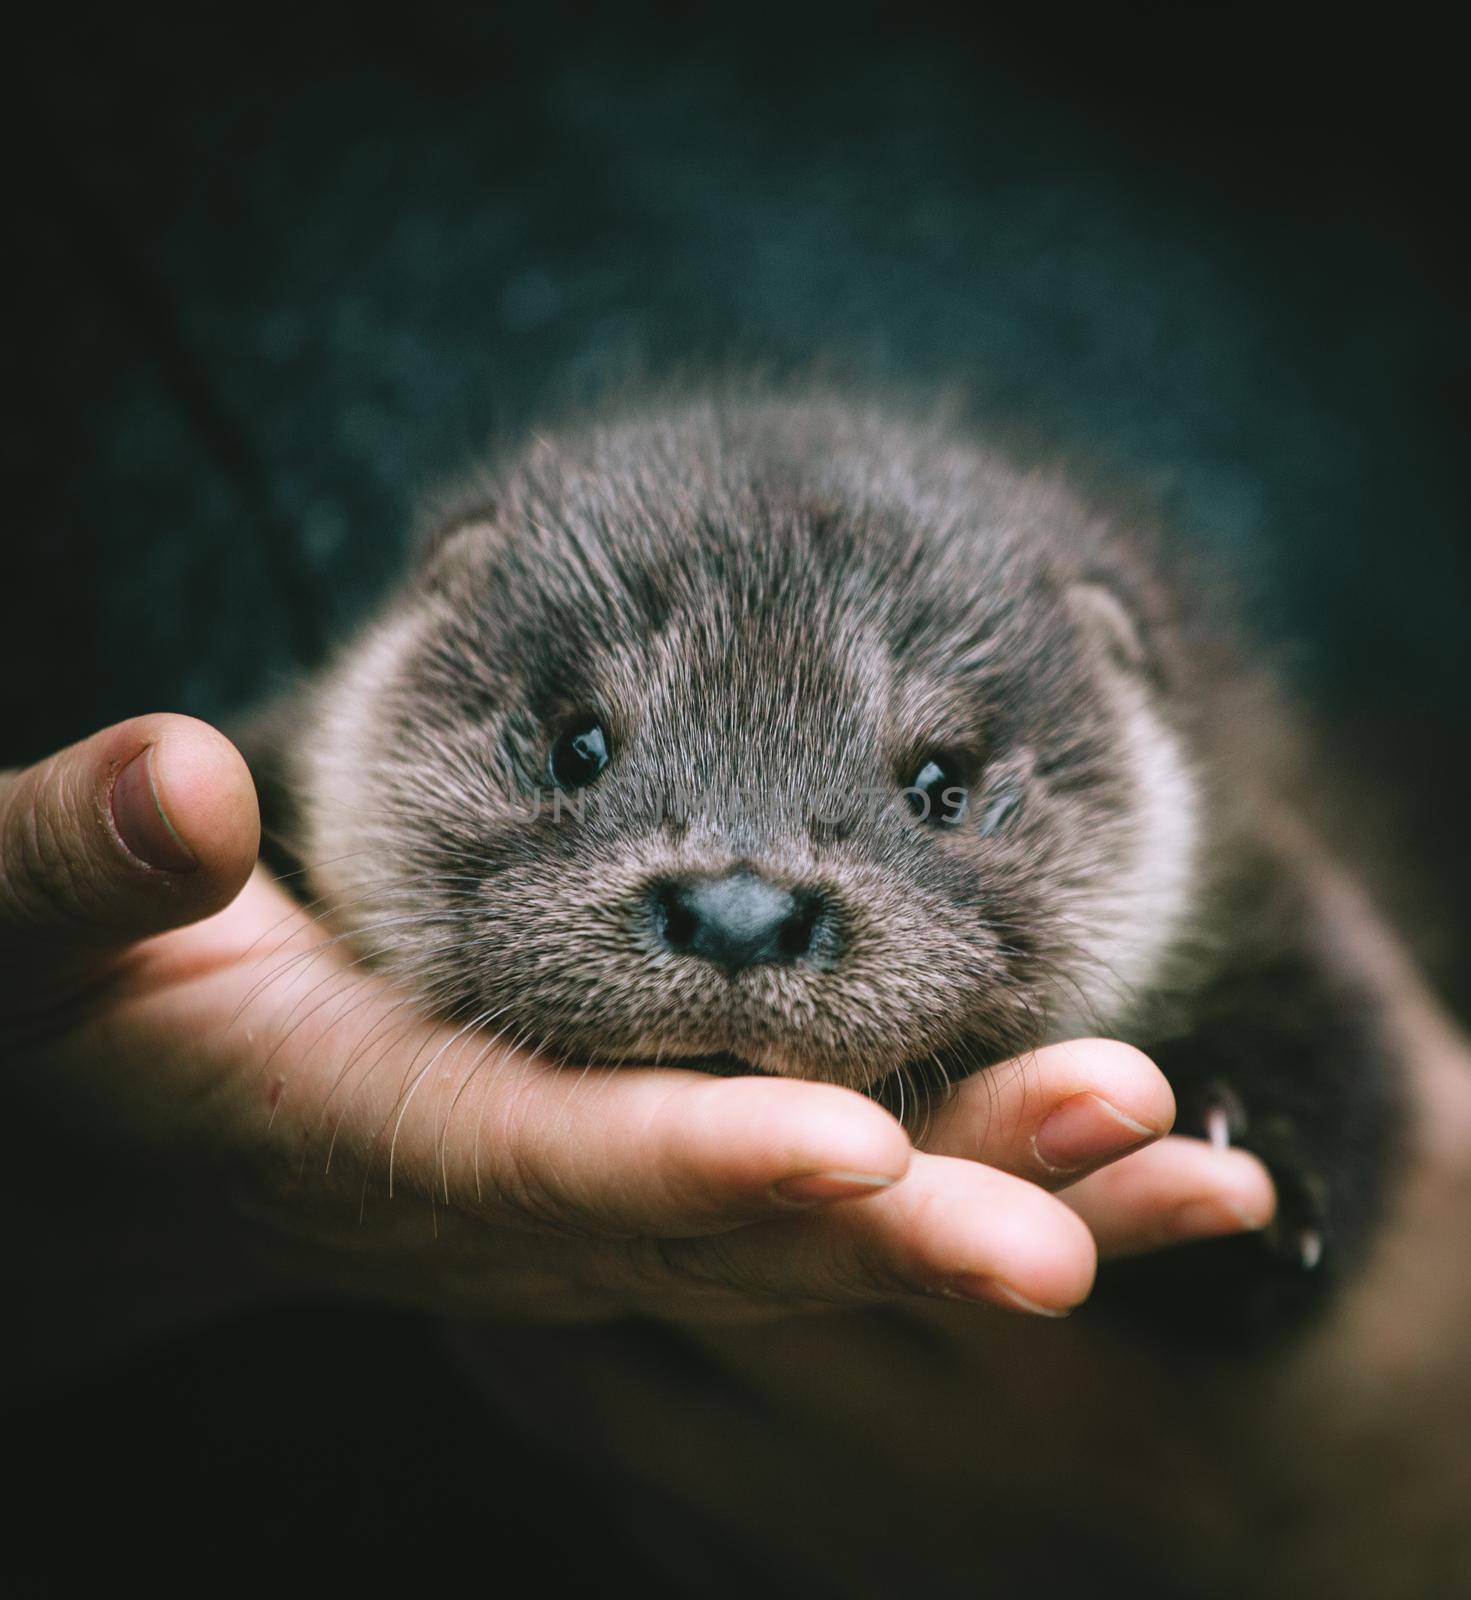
top-left (5, 3), bottom-right (1467, 1591)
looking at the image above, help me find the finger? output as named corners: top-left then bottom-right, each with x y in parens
top-left (467, 1067), bottom-right (918, 1236)
top-left (921, 1038), bottom-right (1175, 1188)
top-left (440, 1065), bottom-right (916, 1237)
top-left (1062, 1136), bottom-right (1277, 1259)
top-left (644, 1150), bottom-right (1097, 1317)
top-left (0, 715), bottom-right (259, 971)
top-left (240, 918), bottom-right (915, 1239)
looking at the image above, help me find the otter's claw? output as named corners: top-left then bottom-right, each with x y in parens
top-left (1267, 1219), bottom-right (1326, 1272)
top-left (1198, 1079), bottom-right (1248, 1150)
top-left (1192, 1083), bottom-right (1329, 1273)
top-left (1297, 1229), bottom-right (1324, 1271)
top-left (1264, 1156), bottom-right (1331, 1273)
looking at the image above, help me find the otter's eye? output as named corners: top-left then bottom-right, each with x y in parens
top-left (548, 717), bottom-right (610, 790)
top-left (904, 756), bottom-right (967, 826)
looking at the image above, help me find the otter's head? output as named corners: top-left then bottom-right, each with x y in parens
top-left (298, 403), bottom-right (1201, 1096)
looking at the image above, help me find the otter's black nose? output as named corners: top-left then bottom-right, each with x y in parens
top-left (651, 872), bottom-right (825, 971)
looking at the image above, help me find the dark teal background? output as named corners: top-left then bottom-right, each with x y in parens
top-left (8, 7), bottom-right (1469, 752)
top-left (5, 6), bottom-right (1467, 1591)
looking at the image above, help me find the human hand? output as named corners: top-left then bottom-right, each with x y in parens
top-left (1, 714), bottom-right (1275, 1378)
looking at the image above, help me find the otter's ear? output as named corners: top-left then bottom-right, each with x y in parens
top-left (1066, 579), bottom-right (1150, 675)
top-left (414, 514), bottom-right (501, 589)
top-left (413, 469), bottom-right (505, 569)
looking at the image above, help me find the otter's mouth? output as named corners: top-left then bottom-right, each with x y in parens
top-left (573, 1044), bottom-right (988, 1111)
top-left (606, 1048), bottom-right (967, 1110)
top-left (634, 1051), bottom-right (770, 1078)
top-left (664, 1050), bottom-right (963, 1124)
top-left (571, 1049), bottom-right (771, 1077)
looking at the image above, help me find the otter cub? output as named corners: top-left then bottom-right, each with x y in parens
top-left (266, 397), bottom-right (1404, 1344)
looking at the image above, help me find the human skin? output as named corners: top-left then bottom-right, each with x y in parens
top-left (449, 815), bottom-right (1471, 1598)
top-left (10, 715), bottom-right (1461, 1596)
top-left (1, 713), bottom-right (1276, 1391)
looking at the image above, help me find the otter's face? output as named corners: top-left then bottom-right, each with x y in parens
top-left (299, 420), bottom-right (1200, 1095)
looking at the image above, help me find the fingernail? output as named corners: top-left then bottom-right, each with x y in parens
top-left (1033, 1092), bottom-right (1157, 1174)
top-left (110, 746), bottom-right (197, 872)
top-left (943, 1276), bottom-right (1071, 1318)
top-left (1164, 1197), bottom-right (1269, 1244)
top-left (770, 1171), bottom-right (896, 1207)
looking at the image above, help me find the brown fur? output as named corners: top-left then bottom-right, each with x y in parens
top-left (267, 393), bottom-right (1404, 1339)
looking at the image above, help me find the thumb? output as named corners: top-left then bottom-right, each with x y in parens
top-left (0, 714), bottom-right (260, 967)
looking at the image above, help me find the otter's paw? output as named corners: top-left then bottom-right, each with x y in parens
top-left (1194, 1079), bottom-right (1329, 1273)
